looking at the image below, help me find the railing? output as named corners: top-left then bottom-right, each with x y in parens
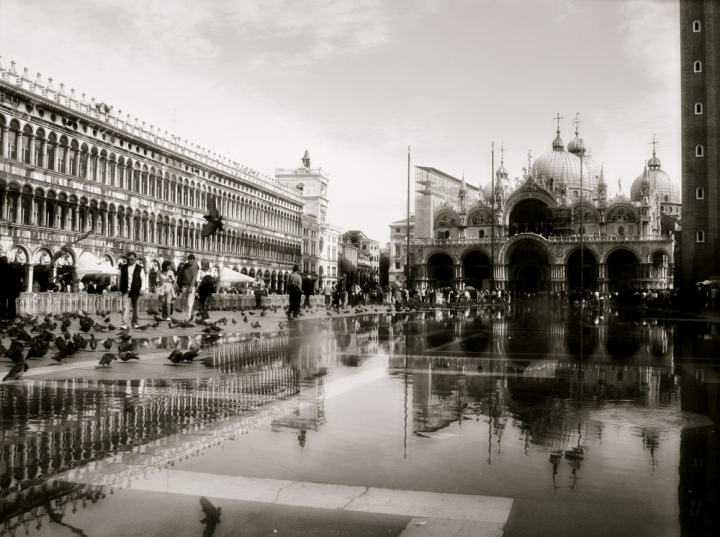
top-left (410, 232), bottom-right (674, 247)
top-left (16, 292), bottom-right (326, 316)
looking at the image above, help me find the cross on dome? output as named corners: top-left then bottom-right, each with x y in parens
top-left (572, 113), bottom-right (582, 135)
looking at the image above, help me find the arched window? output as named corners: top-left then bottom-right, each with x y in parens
top-left (68, 140), bottom-right (79, 175)
top-left (0, 116), bottom-right (5, 157)
top-left (697, 230), bottom-right (705, 243)
top-left (34, 129), bottom-right (46, 167)
top-left (695, 102), bottom-right (703, 114)
top-left (693, 20), bottom-right (701, 32)
top-left (696, 187), bottom-right (705, 199)
top-left (618, 226), bottom-right (625, 236)
top-left (47, 133), bottom-right (57, 171)
top-left (479, 229), bottom-right (485, 238)
top-left (79, 144), bottom-right (88, 178)
top-left (696, 145), bottom-right (704, 157)
top-left (8, 120), bottom-right (20, 160)
top-left (89, 148), bottom-right (98, 181)
top-left (57, 137), bottom-right (68, 173)
top-left (22, 125), bottom-right (32, 164)
top-left (694, 61), bottom-right (702, 73)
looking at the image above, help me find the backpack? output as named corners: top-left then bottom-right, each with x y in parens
top-left (176, 262), bottom-right (186, 285)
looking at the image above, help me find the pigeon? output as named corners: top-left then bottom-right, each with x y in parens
top-left (201, 193), bottom-right (224, 238)
top-left (243, 316), bottom-right (248, 323)
top-left (250, 321), bottom-right (261, 329)
top-left (3, 361), bottom-right (29, 381)
top-left (231, 318), bottom-right (237, 325)
top-left (52, 351), bottom-right (68, 364)
top-left (199, 496), bottom-right (222, 533)
top-left (166, 349), bottom-right (184, 365)
top-left (119, 351), bottom-right (140, 362)
top-left (89, 334), bottom-right (98, 351)
top-left (103, 338), bottom-right (114, 351)
top-left (99, 353), bottom-right (116, 367)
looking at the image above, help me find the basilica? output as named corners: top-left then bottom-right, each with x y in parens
top-left (409, 122), bottom-right (679, 293)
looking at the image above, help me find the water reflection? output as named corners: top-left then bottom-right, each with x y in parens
top-left (1, 308), bottom-right (718, 535)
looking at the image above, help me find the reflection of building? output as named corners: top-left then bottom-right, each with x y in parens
top-left (0, 62), bottom-right (303, 293)
top-left (680, 1), bottom-right (719, 287)
top-left (277, 150), bottom-right (340, 286)
top-left (410, 123), bottom-right (677, 293)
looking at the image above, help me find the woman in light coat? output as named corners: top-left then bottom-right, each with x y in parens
top-left (156, 261), bottom-right (176, 320)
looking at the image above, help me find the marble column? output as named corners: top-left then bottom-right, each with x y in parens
top-left (25, 264), bottom-right (33, 293)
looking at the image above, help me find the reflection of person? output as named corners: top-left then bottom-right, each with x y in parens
top-left (119, 251), bottom-right (145, 330)
top-left (253, 279), bottom-right (266, 308)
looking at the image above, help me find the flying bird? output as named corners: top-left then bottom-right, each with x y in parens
top-left (201, 194), bottom-right (224, 238)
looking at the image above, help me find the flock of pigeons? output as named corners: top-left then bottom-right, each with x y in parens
top-left (0, 299), bottom-right (426, 382)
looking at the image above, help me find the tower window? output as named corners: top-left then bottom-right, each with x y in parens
top-left (694, 61), bottom-right (702, 73)
top-left (696, 187), bottom-right (705, 199)
top-left (697, 230), bottom-right (705, 243)
top-left (693, 20), bottom-right (701, 32)
top-left (696, 145), bottom-right (704, 157)
top-left (695, 102), bottom-right (703, 114)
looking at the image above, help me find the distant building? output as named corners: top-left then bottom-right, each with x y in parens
top-left (407, 123), bottom-right (676, 293)
top-left (388, 216), bottom-right (414, 284)
top-left (680, 0), bottom-right (719, 286)
top-left (277, 150), bottom-right (339, 286)
top-left (343, 230), bottom-right (379, 284)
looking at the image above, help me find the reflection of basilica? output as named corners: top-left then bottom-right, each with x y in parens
top-left (410, 123), bottom-right (678, 293)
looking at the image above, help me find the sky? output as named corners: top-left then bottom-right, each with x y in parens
top-left (0, 0), bottom-right (680, 245)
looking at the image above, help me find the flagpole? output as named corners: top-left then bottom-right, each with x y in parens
top-left (406, 146), bottom-right (411, 288)
top-left (491, 142), bottom-right (495, 291)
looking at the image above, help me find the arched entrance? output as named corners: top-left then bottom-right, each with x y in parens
top-left (427, 253), bottom-right (455, 289)
top-left (567, 249), bottom-right (597, 291)
top-left (606, 249), bottom-right (638, 293)
top-left (463, 250), bottom-right (490, 290)
top-left (507, 240), bottom-right (549, 294)
top-left (509, 199), bottom-right (550, 236)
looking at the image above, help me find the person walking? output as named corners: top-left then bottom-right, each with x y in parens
top-left (302, 274), bottom-right (314, 310)
top-left (119, 251), bottom-right (146, 330)
top-left (156, 261), bottom-right (176, 320)
top-left (287, 265), bottom-right (303, 319)
top-left (179, 254), bottom-right (199, 322)
top-left (323, 280), bottom-right (334, 308)
top-left (197, 274), bottom-right (217, 322)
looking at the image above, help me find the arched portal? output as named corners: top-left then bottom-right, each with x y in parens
top-left (606, 249), bottom-right (638, 292)
top-left (463, 250), bottom-right (490, 289)
top-left (509, 199), bottom-right (550, 236)
top-left (567, 249), bottom-right (597, 291)
top-left (427, 253), bottom-right (455, 288)
top-left (507, 240), bottom-right (550, 294)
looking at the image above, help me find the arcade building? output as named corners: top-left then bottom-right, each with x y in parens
top-left (409, 122), bottom-right (679, 294)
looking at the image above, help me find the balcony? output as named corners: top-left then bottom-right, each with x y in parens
top-left (409, 232), bottom-right (674, 248)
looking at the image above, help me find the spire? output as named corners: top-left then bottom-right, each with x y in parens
top-left (648, 134), bottom-right (661, 169)
top-left (567, 113), bottom-right (585, 155)
top-left (461, 171), bottom-right (466, 190)
top-left (598, 163), bottom-right (606, 186)
top-left (552, 113), bottom-right (564, 151)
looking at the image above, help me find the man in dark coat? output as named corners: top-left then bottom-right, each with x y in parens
top-left (119, 251), bottom-right (145, 330)
top-left (287, 265), bottom-right (303, 319)
top-left (302, 274), bottom-right (314, 310)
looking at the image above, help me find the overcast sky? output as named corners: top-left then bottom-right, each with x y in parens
top-left (0, 0), bottom-right (679, 244)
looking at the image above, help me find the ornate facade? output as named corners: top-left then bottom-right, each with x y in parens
top-left (0, 60), bottom-right (303, 292)
top-left (410, 124), bottom-right (677, 293)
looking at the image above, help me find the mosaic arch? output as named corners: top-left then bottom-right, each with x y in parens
top-left (605, 205), bottom-right (637, 223)
top-left (435, 211), bottom-right (460, 228)
top-left (467, 209), bottom-right (492, 226)
top-left (503, 188), bottom-right (557, 226)
top-left (32, 247), bottom-right (53, 266)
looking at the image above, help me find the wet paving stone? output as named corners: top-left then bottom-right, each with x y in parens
top-left (1, 304), bottom-right (718, 536)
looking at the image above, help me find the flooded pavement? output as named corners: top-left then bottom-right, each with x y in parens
top-left (1, 306), bottom-right (718, 537)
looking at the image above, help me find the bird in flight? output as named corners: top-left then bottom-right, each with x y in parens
top-left (202, 194), bottom-right (224, 238)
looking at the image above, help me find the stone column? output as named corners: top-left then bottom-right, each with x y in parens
top-left (71, 266), bottom-right (79, 292)
top-left (25, 264), bottom-right (33, 293)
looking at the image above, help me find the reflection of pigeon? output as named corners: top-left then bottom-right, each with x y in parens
top-left (199, 497), bottom-right (222, 537)
top-left (201, 194), bottom-right (224, 238)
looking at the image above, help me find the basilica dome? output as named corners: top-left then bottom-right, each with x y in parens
top-left (483, 162), bottom-right (513, 200)
top-left (532, 128), bottom-right (599, 193)
top-left (630, 153), bottom-right (680, 204)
